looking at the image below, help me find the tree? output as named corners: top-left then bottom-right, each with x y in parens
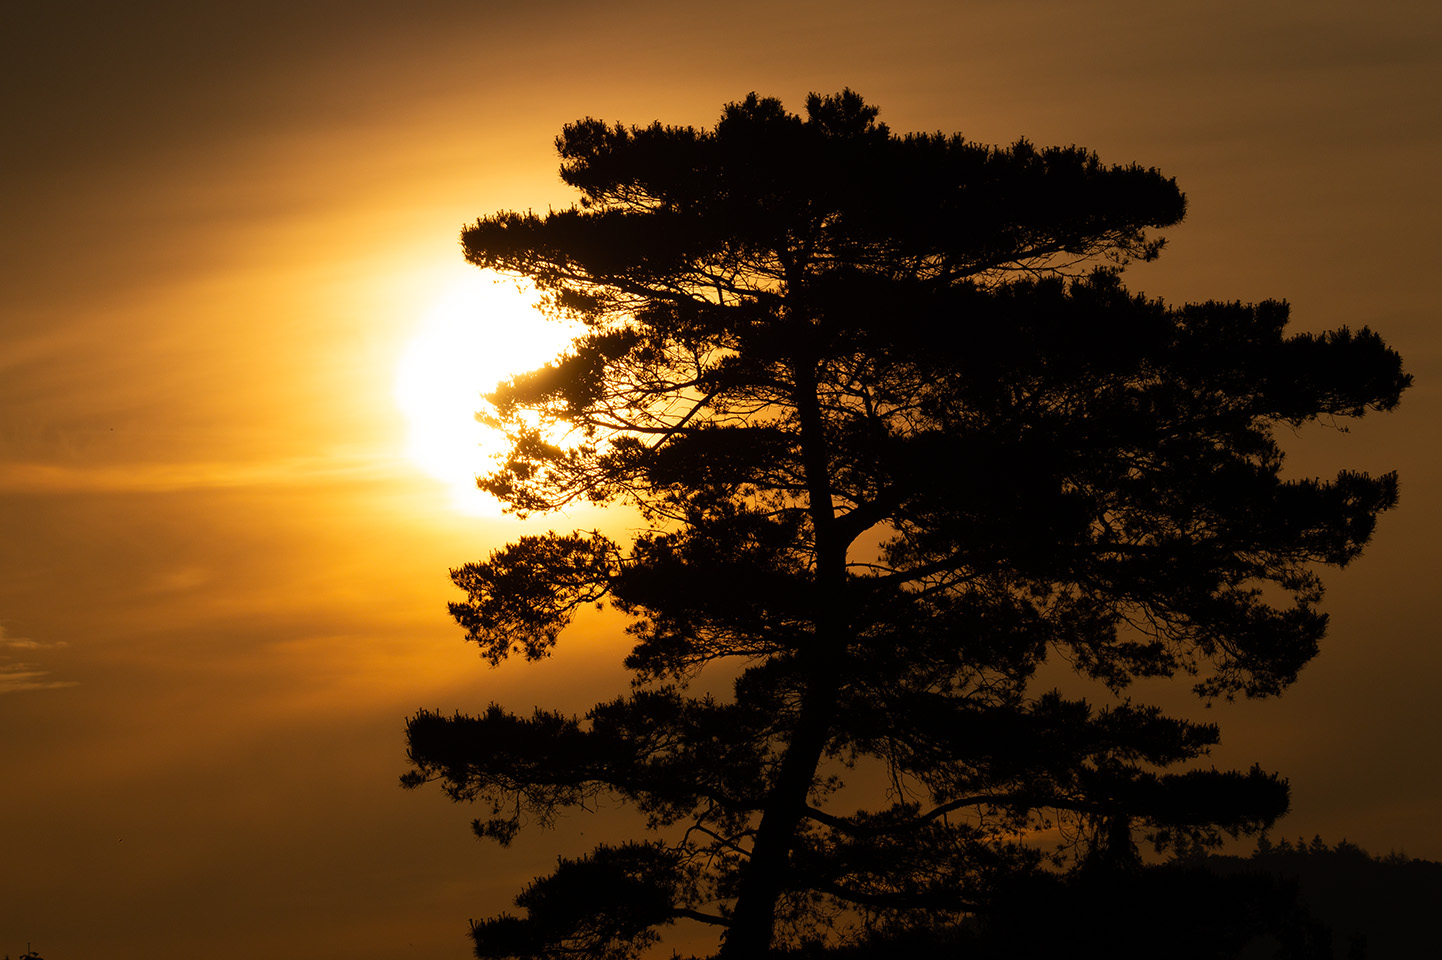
top-left (402, 90), bottom-right (1408, 959)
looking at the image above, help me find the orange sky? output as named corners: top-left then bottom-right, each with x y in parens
top-left (3, 2), bottom-right (1440, 957)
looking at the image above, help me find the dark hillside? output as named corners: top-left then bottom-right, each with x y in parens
top-left (766, 840), bottom-right (1441, 959)
top-left (1205, 839), bottom-right (1442, 959)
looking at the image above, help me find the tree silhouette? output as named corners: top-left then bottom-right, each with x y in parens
top-left (402, 91), bottom-right (1408, 959)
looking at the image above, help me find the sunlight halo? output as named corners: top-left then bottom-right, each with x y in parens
top-left (394, 269), bottom-right (579, 515)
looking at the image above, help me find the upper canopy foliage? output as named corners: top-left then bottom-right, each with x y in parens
top-left (405, 91), bottom-right (1408, 960)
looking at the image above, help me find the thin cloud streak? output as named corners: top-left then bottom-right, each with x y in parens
top-left (0, 665), bottom-right (79, 695)
top-left (0, 629), bottom-right (74, 695)
top-left (0, 451), bottom-right (415, 494)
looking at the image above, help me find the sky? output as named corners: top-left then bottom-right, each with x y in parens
top-left (3, 1), bottom-right (1440, 957)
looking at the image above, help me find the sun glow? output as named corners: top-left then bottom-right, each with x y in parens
top-left (394, 269), bottom-right (579, 514)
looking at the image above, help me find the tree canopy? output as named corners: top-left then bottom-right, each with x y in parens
top-left (402, 90), bottom-right (1408, 959)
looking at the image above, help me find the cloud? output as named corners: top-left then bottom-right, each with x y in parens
top-left (0, 664), bottom-right (79, 695)
top-left (0, 636), bottom-right (46, 651)
top-left (0, 627), bottom-right (76, 695)
top-left (0, 451), bottom-right (411, 494)
top-left (0, 627), bottom-right (53, 651)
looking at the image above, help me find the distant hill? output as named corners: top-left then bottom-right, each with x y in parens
top-left (766, 837), bottom-right (1441, 959)
top-left (1202, 837), bottom-right (1442, 959)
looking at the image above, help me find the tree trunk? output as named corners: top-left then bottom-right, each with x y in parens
top-left (718, 350), bottom-right (848, 958)
top-left (717, 670), bottom-right (839, 957)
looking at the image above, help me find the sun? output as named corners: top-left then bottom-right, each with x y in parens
top-left (394, 268), bottom-right (579, 514)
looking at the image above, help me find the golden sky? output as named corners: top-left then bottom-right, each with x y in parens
top-left (3, 2), bottom-right (1440, 957)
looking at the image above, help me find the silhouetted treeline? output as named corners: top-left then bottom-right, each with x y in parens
top-left (1201, 836), bottom-right (1442, 959)
top-left (774, 864), bottom-right (1336, 959)
top-left (694, 838), bottom-right (1436, 959)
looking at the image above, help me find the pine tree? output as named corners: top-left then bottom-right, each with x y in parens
top-left (402, 90), bottom-right (1408, 959)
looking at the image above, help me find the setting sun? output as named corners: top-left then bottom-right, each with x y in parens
top-left (394, 269), bottom-right (579, 514)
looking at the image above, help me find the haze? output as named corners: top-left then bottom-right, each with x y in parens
top-left (2, 2), bottom-right (1438, 957)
